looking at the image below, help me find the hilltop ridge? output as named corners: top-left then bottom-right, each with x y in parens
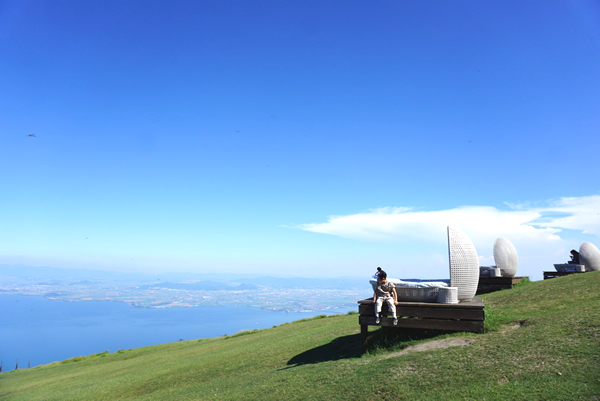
top-left (1, 272), bottom-right (599, 400)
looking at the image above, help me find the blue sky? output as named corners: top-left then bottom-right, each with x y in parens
top-left (2, 0), bottom-right (599, 280)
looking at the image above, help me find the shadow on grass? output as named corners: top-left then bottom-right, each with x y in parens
top-left (283, 333), bottom-right (361, 369)
top-left (284, 327), bottom-right (454, 369)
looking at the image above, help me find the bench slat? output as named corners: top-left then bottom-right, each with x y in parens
top-left (359, 304), bottom-right (484, 320)
top-left (359, 315), bottom-right (484, 332)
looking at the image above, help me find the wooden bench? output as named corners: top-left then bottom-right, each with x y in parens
top-left (543, 271), bottom-right (585, 280)
top-left (477, 276), bottom-right (528, 294)
top-left (358, 297), bottom-right (485, 354)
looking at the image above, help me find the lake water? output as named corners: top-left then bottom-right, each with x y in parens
top-left (0, 294), bottom-right (353, 371)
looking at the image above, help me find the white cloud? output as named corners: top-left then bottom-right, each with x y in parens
top-left (296, 195), bottom-right (600, 280)
top-left (298, 205), bottom-right (562, 246)
top-left (299, 195), bottom-right (600, 243)
top-left (527, 196), bottom-right (600, 236)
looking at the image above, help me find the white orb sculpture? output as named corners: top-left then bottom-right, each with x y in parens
top-left (448, 226), bottom-right (480, 302)
top-left (579, 242), bottom-right (600, 272)
top-left (493, 238), bottom-right (519, 277)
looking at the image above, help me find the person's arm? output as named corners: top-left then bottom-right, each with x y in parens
top-left (373, 290), bottom-right (377, 303)
top-left (393, 287), bottom-right (398, 305)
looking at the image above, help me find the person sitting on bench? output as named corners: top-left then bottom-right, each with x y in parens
top-left (568, 249), bottom-right (580, 264)
top-left (373, 268), bottom-right (398, 325)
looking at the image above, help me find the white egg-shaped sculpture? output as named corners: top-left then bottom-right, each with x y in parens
top-left (579, 242), bottom-right (600, 272)
top-left (493, 238), bottom-right (519, 277)
top-left (448, 226), bottom-right (479, 302)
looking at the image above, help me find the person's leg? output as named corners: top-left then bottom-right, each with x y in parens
top-left (375, 297), bottom-right (383, 323)
top-left (386, 298), bottom-right (398, 325)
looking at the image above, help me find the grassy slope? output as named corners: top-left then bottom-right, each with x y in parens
top-left (1, 272), bottom-right (599, 400)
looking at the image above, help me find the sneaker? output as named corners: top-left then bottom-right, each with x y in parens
top-left (393, 318), bottom-right (398, 325)
top-left (375, 316), bottom-right (380, 324)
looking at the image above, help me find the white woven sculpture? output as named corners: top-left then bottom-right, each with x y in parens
top-left (448, 226), bottom-right (479, 302)
top-left (493, 238), bottom-right (518, 277)
top-left (579, 242), bottom-right (600, 272)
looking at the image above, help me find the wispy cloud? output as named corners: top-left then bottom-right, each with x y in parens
top-left (296, 196), bottom-right (600, 276)
top-left (298, 195), bottom-right (600, 243)
top-left (526, 196), bottom-right (600, 236)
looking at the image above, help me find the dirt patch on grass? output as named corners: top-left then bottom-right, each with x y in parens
top-left (379, 338), bottom-right (473, 360)
top-left (499, 319), bottom-right (528, 334)
top-left (367, 320), bottom-right (527, 362)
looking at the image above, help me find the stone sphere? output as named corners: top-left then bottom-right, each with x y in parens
top-left (493, 238), bottom-right (519, 277)
top-left (579, 242), bottom-right (600, 272)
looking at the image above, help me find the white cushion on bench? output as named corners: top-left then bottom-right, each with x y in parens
top-left (369, 278), bottom-right (449, 292)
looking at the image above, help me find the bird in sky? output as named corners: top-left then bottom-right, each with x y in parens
top-left (28, 134), bottom-right (36, 137)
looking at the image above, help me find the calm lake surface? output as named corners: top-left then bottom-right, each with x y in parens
top-left (0, 294), bottom-right (352, 371)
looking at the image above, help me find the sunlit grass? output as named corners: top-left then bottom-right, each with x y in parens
top-left (2, 272), bottom-right (599, 400)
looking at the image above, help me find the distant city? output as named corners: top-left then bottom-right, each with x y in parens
top-left (0, 265), bottom-right (371, 313)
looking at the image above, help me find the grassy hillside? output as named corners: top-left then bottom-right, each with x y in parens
top-left (1, 272), bottom-right (599, 400)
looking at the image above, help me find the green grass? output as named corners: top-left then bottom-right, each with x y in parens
top-left (2, 272), bottom-right (599, 400)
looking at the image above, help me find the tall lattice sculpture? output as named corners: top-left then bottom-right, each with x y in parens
top-left (493, 238), bottom-right (518, 277)
top-left (448, 226), bottom-right (479, 302)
